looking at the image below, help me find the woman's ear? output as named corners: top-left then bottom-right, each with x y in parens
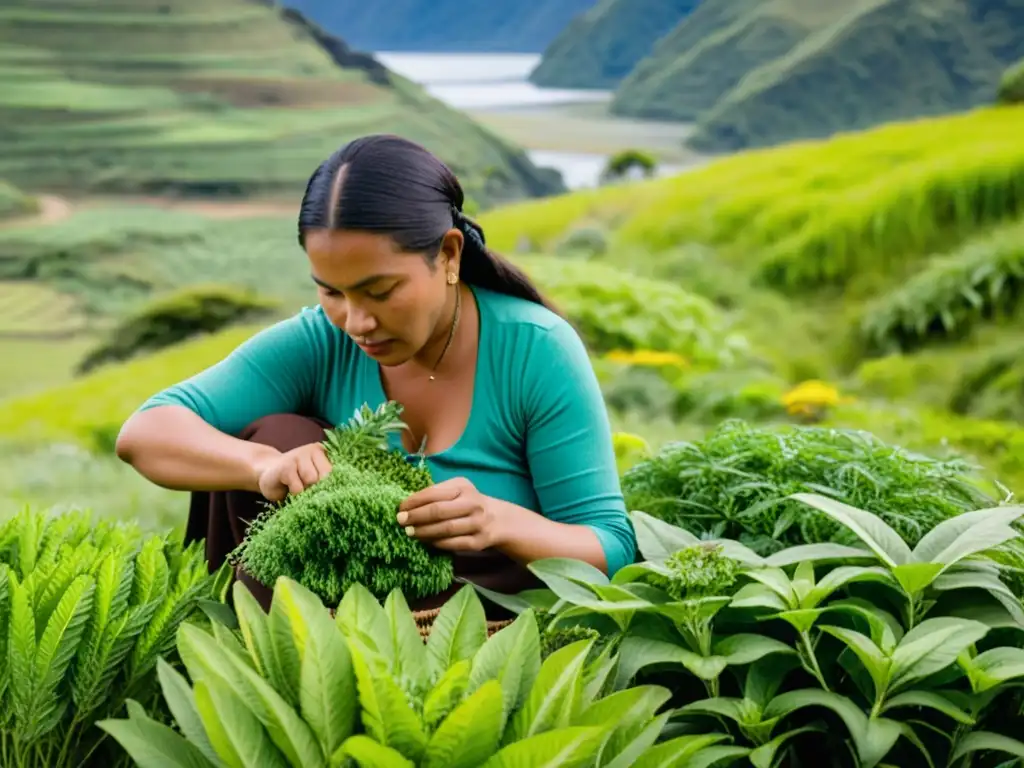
top-left (440, 228), bottom-right (464, 274)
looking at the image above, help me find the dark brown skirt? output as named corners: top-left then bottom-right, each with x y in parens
top-left (184, 413), bottom-right (541, 621)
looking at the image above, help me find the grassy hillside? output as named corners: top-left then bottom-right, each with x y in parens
top-left (612, 0), bottom-right (1024, 153)
top-left (528, 0), bottom-right (700, 89)
top-left (0, 180), bottom-right (37, 220)
top-left (282, 0), bottom-right (598, 54)
top-left (0, 0), bottom-right (563, 204)
top-left (476, 104), bottom-right (1024, 491)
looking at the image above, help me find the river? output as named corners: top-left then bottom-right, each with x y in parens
top-left (375, 52), bottom-right (703, 189)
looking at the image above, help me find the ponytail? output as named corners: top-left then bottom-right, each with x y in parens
top-left (450, 206), bottom-right (561, 316)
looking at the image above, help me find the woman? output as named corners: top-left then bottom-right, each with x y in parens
top-left (115, 134), bottom-right (637, 615)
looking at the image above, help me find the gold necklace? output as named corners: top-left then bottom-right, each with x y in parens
top-left (429, 280), bottom-right (461, 381)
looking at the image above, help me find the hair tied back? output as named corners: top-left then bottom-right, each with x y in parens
top-left (451, 204), bottom-right (487, 251)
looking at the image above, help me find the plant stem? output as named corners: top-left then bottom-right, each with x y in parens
top-left (799, 631), bottom-right (830, 691)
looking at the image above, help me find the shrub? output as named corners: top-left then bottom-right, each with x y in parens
top-left (515, 255), bottom-right (750, 368)
top-left (0, 181), bottom-right (37, 221)
top-left (482, 500), bottom-right (1024, 766)
top-left (554, 225), bottom-right (609, 258)
top-left (858, 219), bottom-right (1024, 355)
top-left (99, 576), bottom-right (698, 767)
top-left (232, 402), bottom-right (455, 606)
top-left (0, 506), bottom-right (227, 767)
top-left (997, 59), bottom-right (1024, 105)
top-left (76, 284), bottom-right (279, 374)
top-left (621, 419), bottom-right (997, 554)
top-left (601, 149), bottom-right (658, 183)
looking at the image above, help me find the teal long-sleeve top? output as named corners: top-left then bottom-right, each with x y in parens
top-left (137, 284), bottom-right (638, 577)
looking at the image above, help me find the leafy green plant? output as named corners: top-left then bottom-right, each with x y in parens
top-left (231, 401), bottom-right (455, 607)
top-left (621, 419), bottom-right (997, 554)
top-left (0, 505), bottom-right (228, 768)
top-left (99, 575), bottom-right (738, 767)
top-left (481, 499), bottom-right (1024, 766)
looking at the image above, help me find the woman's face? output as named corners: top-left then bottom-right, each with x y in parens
top-left (303, 228), bottom-right (462, 366)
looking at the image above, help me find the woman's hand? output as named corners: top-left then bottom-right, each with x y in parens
top-left (251, 442), bottom-right (332, 502)
top-left (397, 477), bottom-right (513, 552)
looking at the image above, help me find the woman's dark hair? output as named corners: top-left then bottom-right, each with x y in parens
top-left (298, 134), bottom-right (555, 311)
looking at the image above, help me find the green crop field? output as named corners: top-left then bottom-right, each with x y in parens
top-left (0, 0), bottom-right (563, 206)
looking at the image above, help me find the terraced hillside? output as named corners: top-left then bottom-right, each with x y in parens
top-left (610, 0), bottom-right (1024, 152)
top-left (529, 0), bottom-right (700, 89)
top-left (0, 0), bottom-right (563, 204)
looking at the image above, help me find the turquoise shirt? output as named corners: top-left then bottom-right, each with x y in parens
top-left (138, 285), bottom-right (637, 576)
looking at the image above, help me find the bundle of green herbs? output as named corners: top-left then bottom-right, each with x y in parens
top-left (621, 418), bottom-right (998, 554)
top-left (231, 401), bottom-right (454, 606)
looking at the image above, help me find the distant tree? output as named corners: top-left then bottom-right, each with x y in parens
top-left (601, 149), bottom-right (658, 184)
top-left (997, 59), bottom-right (1024, 105)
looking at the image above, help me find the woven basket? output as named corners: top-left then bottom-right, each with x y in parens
top-left (413, 607), bottom-right (513, 640)
top-left (326, 605), bottom-right (513, 640)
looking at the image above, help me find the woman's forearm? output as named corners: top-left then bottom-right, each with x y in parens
top-left (115, 405), bottom-right (279, 493)
top-left (492, 500), bottom-right (609, 574)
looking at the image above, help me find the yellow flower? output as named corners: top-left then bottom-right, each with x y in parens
top-left (604, 349), bottom-right (688, 368)
top-left (781, 380), bottom-right (852, 420)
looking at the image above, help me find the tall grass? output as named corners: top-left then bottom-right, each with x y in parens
top-left (858, 217), bottom-right (1024, 354)
top-left (481, 106), bottom-right (1024, 293)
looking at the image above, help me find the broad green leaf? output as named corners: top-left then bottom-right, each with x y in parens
top-left (748, 725), bottom-right (821, 768)
top-left (879, 690), bottom-right (975, 724)
top-left (350, 646), bottom-right (428, 762)
top-left (712, 634), bottom-right (796, 666)
top-left (950, 731), bottom-right (1024, 761)
top-left (530, 557), bottom-right (611, 587)
top-left (426, 586), bottom-right (487, 679)
top-left (194, 677), bottom-right (290, 768)
top-left (912, 506), bottom-right (1024, 566)
top-left (743, 568), bottom-right (796, 606)
top-left (933, 570), bottom-right (1024, 628)
top-left (730, 583), bottom-right (788, 612)
top-left (789, 494), bottom-right (912, 568)
top-left (156, 658), bottom-right (221, 766)
top-left (890, 562), bottom-right (944, 595)
top-left (332, 734), bottom-right (416, 767)
top-left (818, 626), bottom-right (889, 698)
top-left (630, 733), bottom-right (731, 767)
top-left (806, 566), bottom-right (896, 608)
top-left (468, 610), bottom-right (541, 715)
top-left (653, 597), bottom-right (731, 626)
top-left (764, 543), bottom-right (876, 567)
top-left (97, 699), bottom-right (218, 768)
top-left (791, 561), bottom-right (815, 604)
top-left (764, 689), bottom-right (901, 768)
top-left (385, 590), bottom-right (430, 690)
top-left (483, 725), bottom-right (607, 768)
top-left (888, 617), bottom-right (989, 692)
top-left (603, 711), bottom-right (671, 768)
top-left (507, 638), bottom-right (594, 742)
top-left (232, 582), bottom-right (300, 712)
top-left (423, 679), bottom-right (505, 768)
top-left (266, 585), bottom-right (302, 709)
top-left (823, 598), bottom-right (903, 650)
top-left (423, 659), bottom-right (470, 731)
top-left (465, 582), bottom-right (558, 615)
top-left (773, 609), bottom-right (824, 634)
top-left (678, 745), bottom-right (752, 767)
top-left (611, 562), bottom-right (674, 586)
top-left (177, 623), bottom-right (324, 768)
top-left (629, 510), bottom-right (701, 562)
top-left (616, 636), bottom-right (727, 685)
top-left (677, 697), bottom-right (752, 725)
top-left (335, 583), bottom-right (393, 669)
top-left (961, 647), bottom-right (1024, 692)
top-left (574, 684), bottom-right (671, 763)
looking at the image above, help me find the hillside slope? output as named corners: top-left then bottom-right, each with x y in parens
top-left (613, 0), bottom-right (1024, 152)
top-left (282, 0), bottom-right (597, 54)
top-left (0, 0), bottom-right (563, 203)
top-left (529, 0), bottom-right (701, 89)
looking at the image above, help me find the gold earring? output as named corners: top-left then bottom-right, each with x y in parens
top-left (447, 272), bottom-right (458, 285)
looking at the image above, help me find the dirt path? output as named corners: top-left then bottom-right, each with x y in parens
top-left (83, 194), bottom-right (297, 220)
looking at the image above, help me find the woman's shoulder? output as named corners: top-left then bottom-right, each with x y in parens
top-left (475, 285), bottom-right (576, 344)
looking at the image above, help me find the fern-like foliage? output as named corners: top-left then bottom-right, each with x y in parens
top-left (232, 401), bottom-right (455, 606)
top-left (0, 506), bottom-right (227, 767)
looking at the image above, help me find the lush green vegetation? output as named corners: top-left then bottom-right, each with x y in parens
top-left (0, 180), bottom-right (36, 221)
top-left (554, 0), bottom-right (1024, 152)
top-left (0, 0), bottom-right (563, 204)
top-left (284, 0), bottom-right (598, 53)
top-left (1000, 58), bottom-right (1024, 104)
top-left (528, 0), bottom-right (699, 89)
